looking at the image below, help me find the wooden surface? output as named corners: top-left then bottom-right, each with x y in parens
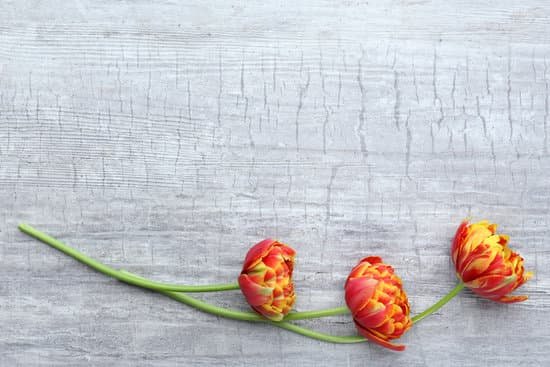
top-left (1, 1), bottom-right (550, 365)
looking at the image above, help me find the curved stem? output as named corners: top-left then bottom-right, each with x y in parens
top-left (159, 289), bottom-right (262, 321)
top-left (411, 282), bottom-right (465, 324)
top-left (285, 306), bottom-right (349, 320)
top-left (268, 322), bottom-right (365, 344)
top-left (112, 272), bottom-right (366, 343)
top-left (18, 223), bottom-right (367, 343)
top-left (18, 223), bottom-right (240, 292)
top-left (158, 289), bottom-right (365, 343)
top-left (25, 222), bottom-right (472, 345)
top-left (20, 223), bottom-right (465, 328)
top-left (121, 270), bottom-right (351, 321)
top-left (19, 223), bottom-right (352, 320)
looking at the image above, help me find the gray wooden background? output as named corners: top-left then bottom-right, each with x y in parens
top-left (1, 1), bottom-right (549, 366)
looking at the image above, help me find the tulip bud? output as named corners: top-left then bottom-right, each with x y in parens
top-left (452, 220), bottom-right (533, 303)
top-left (344, 256), bottom-right (412, 351)
top-left (238, 239), bottom-right (296, 321)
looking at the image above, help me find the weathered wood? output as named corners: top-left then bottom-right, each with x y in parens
top-left (1, 1), bottom-right (549, 366)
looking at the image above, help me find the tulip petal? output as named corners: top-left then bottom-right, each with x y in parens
top-left (355, 322), bottom-right (406, 351)
top-left (354, 300), bottom-right (388, 327)
top-left (497, 295), bottom-right (529, 303)
top-left (452, 220), bottom-right (469, 265)
top-left (456, 223), bottom-right (495, 271)
top-left (241, 239), bottom-right (277, 271)
top-left (238, 274), bottom-right (273, 306)
top-left (361, 256), bottom-right (383, 265)
top-left (460, 241), bottom-right (500, 282)
top-left (345, 277), bottom-right (378, 313)
top-left (254, 305), bottom-right (284, 321)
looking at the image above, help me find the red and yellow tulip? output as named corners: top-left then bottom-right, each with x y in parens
top-left (344, 256), bottom-right (412, 351)
top-left (238, 239), bottom-right (296, 321)
top-left (452, 220), bottom-right (533, 303)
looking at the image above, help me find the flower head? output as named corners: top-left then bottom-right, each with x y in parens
top-left (345, 256), bottom-right (412, 351)
top-left (452, 220), bottom-right (533, 303)
top-left (238, 239), bottom-right (296, 321)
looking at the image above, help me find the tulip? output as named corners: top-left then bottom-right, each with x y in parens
top-left (344, 256), bottom-right (412, 351)
top-left (452, 220), bottom-right (533, 303)
top-left (238, 239), bottom-right (296, 321)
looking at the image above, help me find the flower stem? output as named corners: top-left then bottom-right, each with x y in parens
top-left (285, 306), bottom-right (349, 320)
top-left (268, 322), bottom-right (365, 344)
top-left (120, 270), bottom-right (351, 321)
top-left (159, 288), bottom-right (366, 343)
top-left (411, 282), bottom-right (465, 324)
top-left (18, 223), bottom-right (240, 292)
top-left (20, 223), bottom-right (466, 329)
top-left (19, 224), bottom-right (366, 344)
top-left (120, 271), bottom-right (364, 343)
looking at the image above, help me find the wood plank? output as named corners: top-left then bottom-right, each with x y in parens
top-left (1, 1), bottom-right (549, 366)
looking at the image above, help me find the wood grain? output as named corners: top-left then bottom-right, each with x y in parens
top-left (1, 1), bottom-right (549, 366)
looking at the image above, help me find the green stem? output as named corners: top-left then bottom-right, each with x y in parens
top-left (159, 288), bottom-right (365, 343)
top-left (287, 281), bottom-right (466, 324)
top-left (19, 223), bottom-right (366, 343)
top-left (18, 223), bottom-right (240, 292)
top-left (411, 282), bottom-right (465, 324)
top-left (285, 306), bottom-right (349, 320)
top-left (121, 270), bottom-right (350, 321)
top-left (20, 223), bottom-right (465, 328)
top-left (159, 289), bottom-right (262, 321)
top-left (268, 322), bottom-right (365, 344)
top-left (122, 272), bottom-right (364, 343)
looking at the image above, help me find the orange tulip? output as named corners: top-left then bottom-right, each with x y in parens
top-left (452, 220), bottom-right (533, 303)
top-left (238, 239), bottom-right (296, 321)
top-left (344, 256), bottom-right (412, 351)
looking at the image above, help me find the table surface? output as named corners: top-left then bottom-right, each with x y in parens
top-left (2, 1), bottom-right (549, 366)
